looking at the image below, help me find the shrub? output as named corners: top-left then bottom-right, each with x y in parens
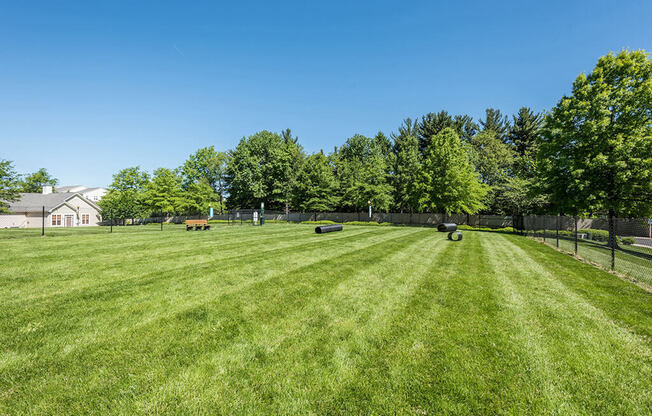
top-left (343, 221), bottom-right (391, 226)
top-left (301, 220), bottom-right (337, 225)
top-left (621, 237), bottom-right (635, 245)
top-left (457, 225), bottom-right (514, 233)
top-left (579, 229), bottom-right (610, 242)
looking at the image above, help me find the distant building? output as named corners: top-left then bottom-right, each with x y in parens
top-left (55, 185), bottom-right (108, 202)
top-left (0, 186), bottom-right (102, 228)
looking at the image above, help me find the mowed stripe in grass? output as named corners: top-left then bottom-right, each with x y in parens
top-left (1, 225), bottom-right (424, 412)
top-left (1, 225), bottom-right (651, 415)
top-left (0, 225), bottom-right (372, 301)
top-left (0, 226), bottom-right (403, 353)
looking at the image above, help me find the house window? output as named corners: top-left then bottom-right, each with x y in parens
top-left (82, 214), bottom-right (90, 225)
top-left (51, 214), bottom-right (61, 226)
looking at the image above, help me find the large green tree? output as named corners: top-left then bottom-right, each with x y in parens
top-left (539, 50), bottom-right (652, 247)
top-left (19, 168), bottom-right (58, 193)
top-left (99, 167), bottom-right (150, 222)
top-left (0, 159), bottom-right (21, 213)
top-left (392, 118), bottom-right (421, 212)
top-left (416, 128), bottom-right (488, 214)
top-left (180, 146), bottom-right (228, 213)
top-left (280, 128), bottom-right (306, 214)
top-left (492, 176), bottom-right (548, 215)
top-left (337, 134), bottom-right (394, 211)
top-left (177, 180), bottom-right (217, 215)
top-left (470, 130), bottom-right (514, 187)
top-left (226, 130), bottom-right (298, 210)
top-left (292, 151), bottom-right (339, 211)
top-left (469, 130), bottom-right (515, 212)
top-left (144, 168), bottom-right (183, 216)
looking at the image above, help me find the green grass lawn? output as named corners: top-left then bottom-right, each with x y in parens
top-left (1, 224), bottom-right (651, 415)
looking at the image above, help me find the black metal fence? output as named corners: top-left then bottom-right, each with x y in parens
top-left (97, 211), bottom-right (651, 287)
top-left (516, 215), bottom-right (651, 287)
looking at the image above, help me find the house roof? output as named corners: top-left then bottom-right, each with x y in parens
top-left (6, 193), bottom-right (101, 213)
top-left (55, 185), bottom-right (86, 192)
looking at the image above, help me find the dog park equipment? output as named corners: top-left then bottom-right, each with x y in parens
top-left (315, 224), bottom-right (343, 234)
top-left (438, 222), bottom-right (462, 241)
top-left (185, 219), bottom-right (210, 231)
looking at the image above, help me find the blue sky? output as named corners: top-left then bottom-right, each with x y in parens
top-left (1, 1), bottom-right (650, 187)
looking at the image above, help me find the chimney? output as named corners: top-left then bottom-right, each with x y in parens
top-left (42, 185), bottom-right (53, 195)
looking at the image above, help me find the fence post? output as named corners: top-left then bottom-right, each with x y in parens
top-left (543, 216), bottom-right (546, 243)
top-left (161, 216), bottom-right (163, 231)
top-left (41, 205), bottom-right (45, 236)
top-left (574, 216), bottom-right (578, 254)
top-left (556, 215), bottom-right (559, 248)
top-left (609, 212), bottom-right (616, 271)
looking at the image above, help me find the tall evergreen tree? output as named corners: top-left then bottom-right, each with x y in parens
top-left (480, 108), bottom-right (510, 140)
top-left (509, 107), bottom-right (544, 156)
top-left (508, 107), bottom-right (544, 177)
top-left (418, 111), bottom-right (478, 152)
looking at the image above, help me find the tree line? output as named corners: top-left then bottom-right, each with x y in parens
top-left (2, 50), bottom-right (651, 241)
top-left (95, 108), bottom-right (540, 220)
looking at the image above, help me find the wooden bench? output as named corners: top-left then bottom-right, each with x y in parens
top-left (185, 219), bottom-right (210, 231)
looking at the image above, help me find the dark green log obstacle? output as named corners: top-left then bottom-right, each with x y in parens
top-left (438, 223), bottom-right (462, 241)
top-left (315, 224), bottom-right (343, 234)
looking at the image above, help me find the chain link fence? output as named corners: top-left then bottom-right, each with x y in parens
top-left (18, 209), bottom-right (649, 287)
top-left (516, 215), bottom-right (652, 287)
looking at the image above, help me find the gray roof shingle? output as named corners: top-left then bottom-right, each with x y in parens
top-left (54, 185), bottom-right (85, 192)
top-left (7, 193), bottom-right (94, 213)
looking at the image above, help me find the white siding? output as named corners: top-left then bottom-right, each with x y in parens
top-left (0, 214), bottom-right (27, 228)
top-left (81, 188), bottom-right (107, 202)
top-left (2, 195), bottom-right (102, 228)
top-left (49, 197), bottom-right (102, 227)
top-left (25, 212), bottom-right (45, 228)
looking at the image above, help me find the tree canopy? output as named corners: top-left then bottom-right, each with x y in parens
top-left (539, 49), bottom-right (652, 245)
top-left (19, 168), bottom-right (58, 193)
top-left (0, 160), bottom-right (21, 213)
top-left (416, 128), bottom-right (488, 214)
top-left (9, 49), bottom-right (647, 224)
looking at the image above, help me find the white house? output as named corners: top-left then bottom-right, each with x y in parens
top-left (55, 185), bottom-right (108, 202)
top-left (0, 186), bottom-right (102, 228)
